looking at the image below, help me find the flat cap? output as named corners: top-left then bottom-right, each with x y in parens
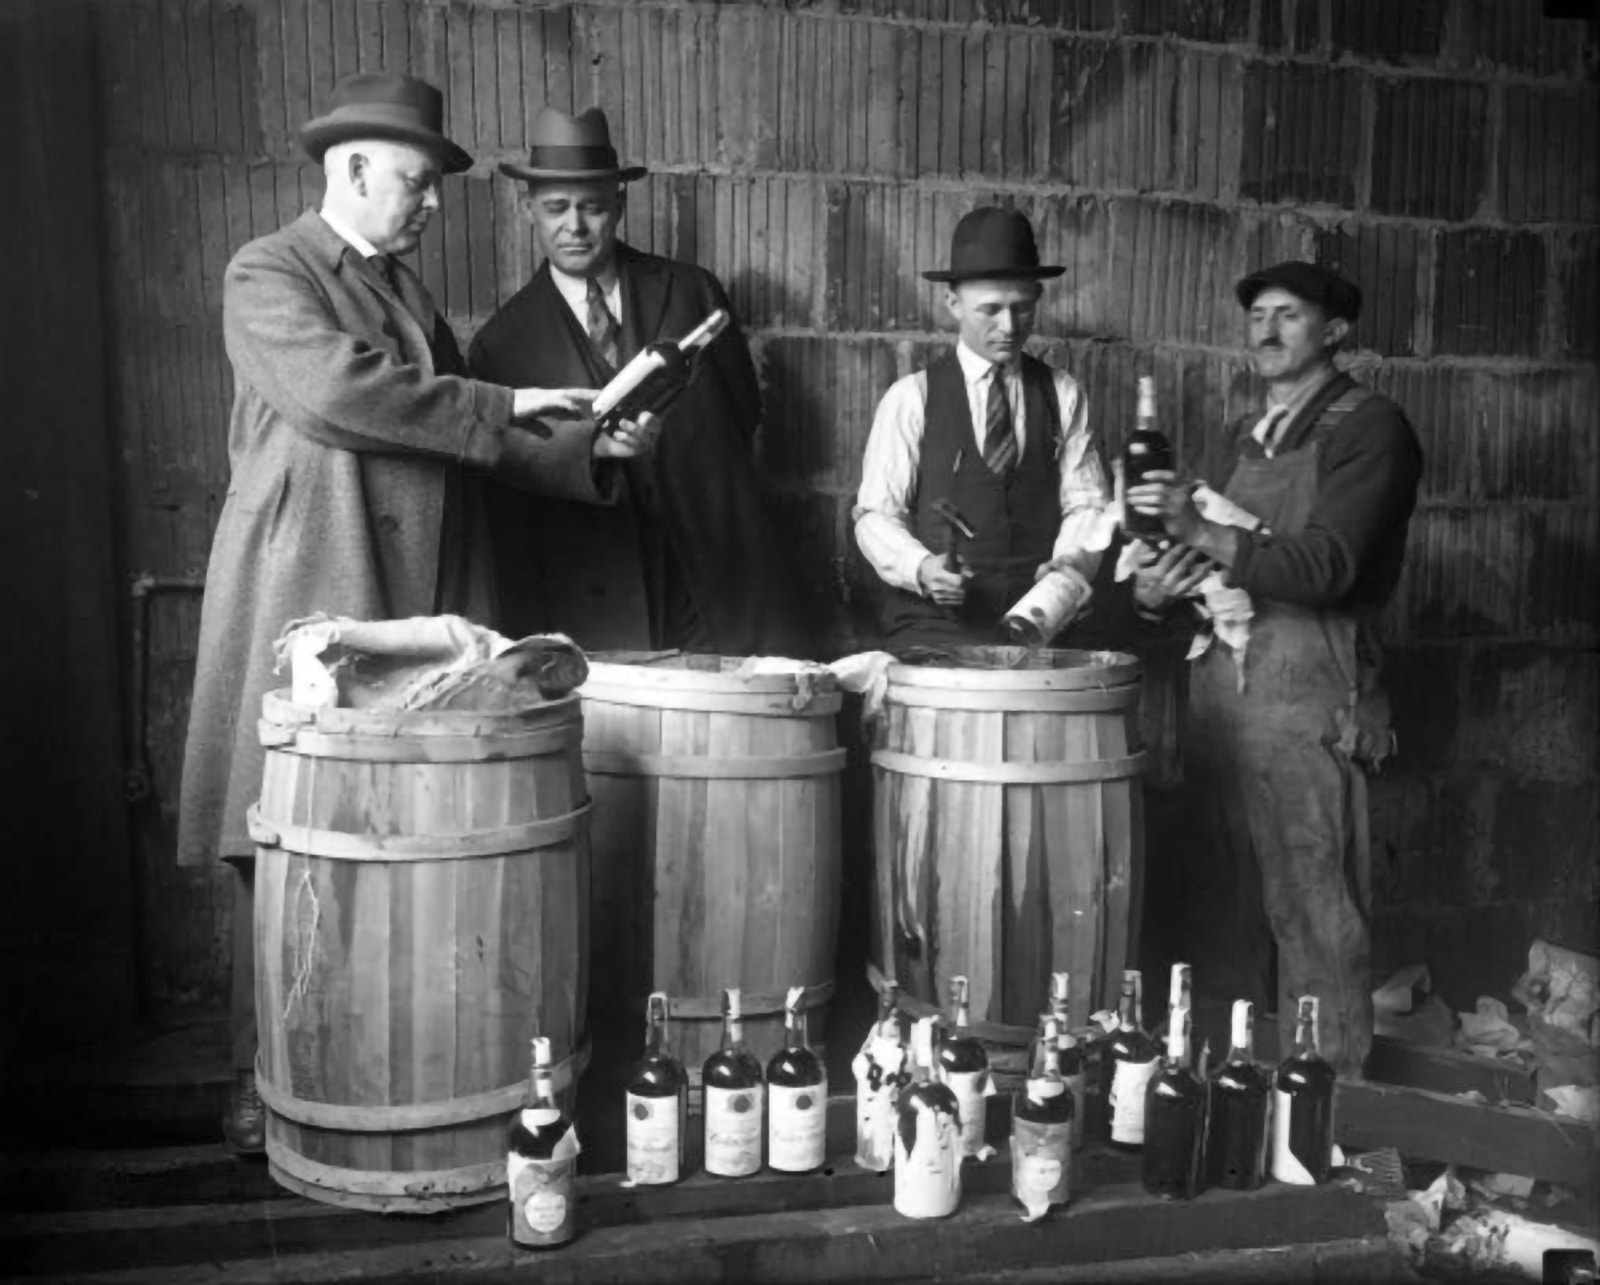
top-left (1235, 261), bottom-right (1362, 322)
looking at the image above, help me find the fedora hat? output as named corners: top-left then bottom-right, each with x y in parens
top-left (499, 107), bottom-right (648, 184)
top-left (300, 73), bottom-right (472, 174)
top-left (922, 207), bottom-right (1064, 283)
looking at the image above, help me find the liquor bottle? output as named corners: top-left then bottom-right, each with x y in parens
top-left (935, 975), bottom-right (991, 1161)
top-left (1122, 375), bottom-right (1176, 546)
top-left (1272, 995), bottom-right (1336, 1185)
top-left (1011, 1015), bottom-right (1073, 1221)
top-left (625, 991), bottom-right (687, 1186)
top-left (767, 986), bottom-right (827, 1173)
top-left (1207, 999), bottom-right (1271, 1191)
top-left (894, 1016), bottom-right (963, 1219)
top-left (1150, 960), bottom-right (1197, 1072)
top-left (1026, 972), bottom-right (1086, 1149)
top-left (701, 987), bottom-right (765, 1178)
top-left (1003, 570), bottom-right (1091, 646)
top-left (591, 309), bottom-right (729, 432)
top-left (507, 1035), bottom-right (580, 1250)
top-left (1104, 969), bottom-right (1159, 1151)
top-left (1142, 996), bottom-right (1207, 1200)
top-left (853, 980), bottom-right (909, 1172)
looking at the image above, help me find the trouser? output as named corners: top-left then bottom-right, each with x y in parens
top-left (1186, 652), bottom-right (1375, 1077)
top-left (227, 855), bottom-right (256, 1073)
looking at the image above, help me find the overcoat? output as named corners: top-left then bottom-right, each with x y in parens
top-left (177, 210), bottom-right (613, 865)
top-left (468, 244), bottom-right (814, 657)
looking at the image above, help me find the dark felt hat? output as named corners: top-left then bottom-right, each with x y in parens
top-left (922, 207), bottom-right (1065, 283)
top-left (300, 73), bottom-right (472, 174)
top-left (1236, 261), bottom-right (1363, 322)
top-left (499, 107), bottom-right (648, 184)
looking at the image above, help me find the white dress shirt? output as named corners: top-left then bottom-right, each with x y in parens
top-left (853, 342), bottom-right (1110, 594)
top-left (317, 206), bottom-right (381, 260)
top-left (548, 261), bottom-right (623, 333)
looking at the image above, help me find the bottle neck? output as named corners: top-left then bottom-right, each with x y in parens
top-left (1031, 1023), bottom-right (1060, 1080)
top-left (786, 1006), bottom-right (807, 1049)
top-left (1227, 1004), bottom-right (1255, 1063)
top-left (1293, 1015), bottom-right (1319, 1059)
top-left (529, 1066), bottom-right (557, 1110)
top-left (722, 1013), bottom-right (744, 1051)
top-left (645, 1012), bottom-right (666, 1058)
top-left (1118, 988), bottom-right (1139, 1030)
top-left (1165, 1011), bottom-right (1189, 1066)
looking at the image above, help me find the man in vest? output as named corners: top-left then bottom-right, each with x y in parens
top-left (1126, 262), bottom-right (1423, 1077)
top-left (854, 207), bottom-right (1110, 650)
top-left (470, 107), bottom-right (813, 657)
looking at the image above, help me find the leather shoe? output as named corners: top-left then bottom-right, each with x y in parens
top-left (222, 1069), bottom-right (267, 1156)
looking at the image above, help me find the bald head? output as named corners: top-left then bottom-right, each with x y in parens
top-left (321, 138), bottom-right (442, 256)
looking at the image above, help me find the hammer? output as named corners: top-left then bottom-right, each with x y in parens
top-left (930, 498), bottom-right (977, 574)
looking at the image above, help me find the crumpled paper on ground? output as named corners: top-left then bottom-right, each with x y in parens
top-left (826, 651), bottom-right (896, 720)
top-left (1543, 1084), bottom-right (1600, 1124)
top-left (1513, 940), bottom-right (1600, 1045)
top-left (1373, 964), bottom-right (1458, 1048)
top-left (1456, 996), bottom-right (1536, 1059)
top-left (273, 614), bottom-right (587, 710)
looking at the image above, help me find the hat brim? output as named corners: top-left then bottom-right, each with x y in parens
top-left (302, 118), bottom-right (473, 175)
top-left (923, 265), bottom-right (1065, 283)
top-left (498, 162), bottom-right (649, 185)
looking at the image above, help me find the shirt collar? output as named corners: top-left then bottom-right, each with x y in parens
top-left (549, 260), bottom-right (619, 310)
top-left (317, 205), bottom-right (381, 261)
top-left (955, 340), bottom-right (1014, 385)
top-left (1266, 365), bottom-right (1339, 421)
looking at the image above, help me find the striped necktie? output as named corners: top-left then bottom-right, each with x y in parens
top-left (585, 276), bottom-right (620, 371)
top-left (984, 363), bottom-right (1018, 475)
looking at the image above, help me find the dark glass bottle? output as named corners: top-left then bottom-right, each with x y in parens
top-left (766, 986), bottom-right (827, 1173)
top-left (1103, 969), bottom-right (1158, 1151)
top-left (507, 1035), bottom-right (578, 1249)
top-left (894, 1017), bottom-right (963, 1219)
top-left (1011, 1015), bottom-right (1073, 1219)
top-left (625, 990), bottom-right (688, 1186)
top-left (1142, 983), bottom-right (1207, 1201)
top-left (936, 975), bottom-right (990, 1160)
top-left (854, 980), bottom-right (909, 1172)
top-left (1272, 995), bottom-right (1336, 1185)
top-left (592, 310), bottom-right (728, 431)
top-left (1207, 999), bottom-right (1271, 1191)
top-left (701, 987), bottom-right (765, 1178)
top-left (1026, 972), bottom-right (1087, 1149)
top-left (1122, 375), bottom-right (1176, 546)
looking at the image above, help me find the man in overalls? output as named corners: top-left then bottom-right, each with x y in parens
top-left (1126, 262), bottom-right (1423, 1077)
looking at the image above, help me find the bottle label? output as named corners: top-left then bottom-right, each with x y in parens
top-left (1004, 572), bottom-right (1089, 646)
top-left (1011, 1114), bottom-right (1072, 1222)
top-left (767, 1079), bottom-right (827, 1172)
top-left (704, 1084), bottom-right (763, 1177)
top-left (893, 1098), bottom-right (961, 1219)
top-left (1109, 1057), bottom-right (1160, 1144)
top-left (1063, 1070), bottom-right (1087, 1149)
top-left (625, 1091), bottom-right (681, 1186)
top-left (852, 1041), bottom-right (903, 1171)
top-left (940, 1069), bottom-right (991, 1159)
top-left (506, 1151), bottom-right (575, 1246)
top-left (1270, 1087), bottom-right (1321, 1185)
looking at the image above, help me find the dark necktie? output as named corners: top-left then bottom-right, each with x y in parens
top-left (586, 276), bottom-right (620, 371)
top-left (984, 364), bottom-right (1018, 475)
top-left (372, 254), bottom-right (429, 335)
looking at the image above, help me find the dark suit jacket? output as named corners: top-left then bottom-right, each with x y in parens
top-left (469, 244), bottom-right (813, 657)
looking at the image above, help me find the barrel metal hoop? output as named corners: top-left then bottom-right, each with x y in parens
top-left (255, 1038), bottom-right (590, 1133)
top-left (870, 749), bottom-right (1145, 784)
top-left (266, 1142), bottom-right (505, 1201)
top-left (257, 720), bottom-right (584, 763)
top-left (866, 963), bottom-right (1055, 1047)
top-left (884, 686), bottom-right (1140, 713)
top-left (583, 749), bottom-right (847, 780)
top-left (247, 801), bottom-right (591, 861)
top-left (629, 979), bottom-right (837, 1020)
top-left (580, 686), bottom-right (843, 717)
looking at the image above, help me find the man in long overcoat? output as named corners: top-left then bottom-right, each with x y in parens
top-left (469, 106), bottom-right (813, 657)
top-left (176, 73), bottom-right (657, 1153)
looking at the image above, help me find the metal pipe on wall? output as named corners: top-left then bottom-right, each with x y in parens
top-left (125, 573), bottom-right (205, 805)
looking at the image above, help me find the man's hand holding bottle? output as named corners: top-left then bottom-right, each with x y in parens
top-left (511, 386), bottom-right (662, 460)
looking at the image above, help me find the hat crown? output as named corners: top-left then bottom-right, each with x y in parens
top-left (529, 106), bottom-right (617, 151)
top-left (922, 205), bottom-right (1063, 283)
top-left (324, 72), bottom-right (444, 129)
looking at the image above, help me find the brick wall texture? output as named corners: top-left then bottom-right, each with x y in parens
top-left (100, 0), bottom-right (1598, 1011)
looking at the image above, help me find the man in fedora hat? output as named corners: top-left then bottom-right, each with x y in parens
top-left (469, 106), bottom-right (812, 657)
top-left (176, 73), bottom-right (659, 1155)
top-left (854, 206), bottom-right (1111, 649)
top-left (1126, 261), bottom-right (1422, 1077)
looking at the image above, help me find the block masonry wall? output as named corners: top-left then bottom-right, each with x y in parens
top-left (96, 0), bottom-right (1598, 1013)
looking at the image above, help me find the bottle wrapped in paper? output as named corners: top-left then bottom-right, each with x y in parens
top-left (272, 613), bottom-right (588, 711)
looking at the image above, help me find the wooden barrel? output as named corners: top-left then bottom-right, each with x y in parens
top-left (249, 690), bottom-right (591, 1213)
top-left (579, 653), bottom-right (845, 1079)
top-left (869, 647), bottom-right (1145, 1077)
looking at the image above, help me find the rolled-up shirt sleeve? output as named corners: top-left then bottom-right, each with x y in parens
top-left (1049, 370), bottom-right (1112, 577)
top-left (853, 372), bottom-right (935, 595)
top-left (1229, 409), bottom-right (1422, 606)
